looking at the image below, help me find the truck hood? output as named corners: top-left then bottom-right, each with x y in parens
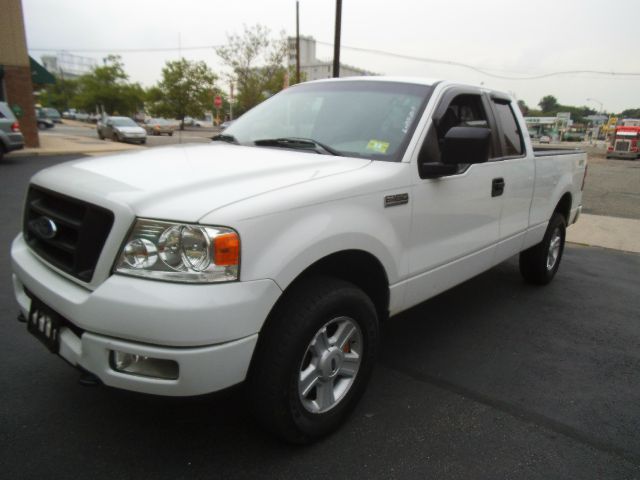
top-left (31, 143), bottom-right (371, 222)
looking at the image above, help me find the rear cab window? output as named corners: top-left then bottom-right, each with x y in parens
top-left (491, 100), bottom-right (524, 157)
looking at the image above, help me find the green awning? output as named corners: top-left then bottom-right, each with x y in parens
top-left (30, 56), bottom-right (56, 85)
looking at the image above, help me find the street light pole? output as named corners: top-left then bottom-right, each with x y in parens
top-left (332, 0), bottom-right (342, 78)
top-left (586, 98), bottom-right (604, 144)
top-left (586, 97), bottom-right (603, 114)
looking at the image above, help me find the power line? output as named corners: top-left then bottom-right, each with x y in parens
top-left (29, 45), bottom-right (221, 53)
top-left (30, 41), bottom-right (640, 79)
top-left (315, 40), bottom-right (640, 80)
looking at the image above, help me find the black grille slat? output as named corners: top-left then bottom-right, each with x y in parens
top-left (30, 201), bottom-right (83, 229)
top-left (23, 186), bottom-right (114, 283)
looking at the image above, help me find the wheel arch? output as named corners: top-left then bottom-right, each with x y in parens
top-left (262, 249), bottom-right (390, 336)
top-left (554, 192), bottom-right (572, 224)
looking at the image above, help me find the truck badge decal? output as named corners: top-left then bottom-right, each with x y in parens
top-left (384, 193), bottom-right (409, 208)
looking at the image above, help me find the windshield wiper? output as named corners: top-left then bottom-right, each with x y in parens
top-left (211, 133), bottom-right (239, 144)
top-left (254, 137), bottom-right (340, 156)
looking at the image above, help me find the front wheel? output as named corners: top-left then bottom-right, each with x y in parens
top-left (519, 212), bottom-right (566, 285)
top-left (248, 276), bottom-right (379, 444)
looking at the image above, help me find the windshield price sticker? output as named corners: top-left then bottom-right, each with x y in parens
top-left (366, 140), bottom-right (390, 154)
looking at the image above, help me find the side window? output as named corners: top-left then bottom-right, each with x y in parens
top-left (493, 101), bottom-right (524, 156)
top-left (418, 93), bottom-right (492, 164)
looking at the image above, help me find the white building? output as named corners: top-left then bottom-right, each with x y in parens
top-left (287, 36), bottom-right (375, 81)
top-left (41, 52), bottom-right (96, 79)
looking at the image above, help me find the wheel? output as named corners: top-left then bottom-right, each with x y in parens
top-left (98, 131), bottom-right (104, 140)
top-left (141, 139), bottom-right (146, 145)
top-left (112, 132), bottom-right (119, 142)
top-left (169, 132), bottom-right (173, 136)
top-left (519, 212), bottom-right (566, 285)
top-left (248, 276), bottom-right (379, 444)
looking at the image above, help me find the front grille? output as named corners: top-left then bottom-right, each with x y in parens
top-left (23, 186), bottom-right (114, 282)
top-left (615, 140), bottom-right (630, 152)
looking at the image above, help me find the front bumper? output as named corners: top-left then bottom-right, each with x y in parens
top-left (12, 234), bottom-right (282, 396)
top-left (606, 151), bottom-right (639, 159)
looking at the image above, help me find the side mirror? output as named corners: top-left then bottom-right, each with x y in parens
top-left (441, 126), bottom-right (491, 165)
top-left (420, 163), bottom-right (458, 179)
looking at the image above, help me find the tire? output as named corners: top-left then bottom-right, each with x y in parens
top-left (112, 133), bottom-right (119, 142)
top-left (169, 132), bottom-right (173, 136)
top-left (248, 276), bottom-right (379, 444)
top-left (519, 212), bottom-right (566, 285)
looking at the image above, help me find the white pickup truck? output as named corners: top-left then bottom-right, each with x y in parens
top-left (12, 77), bottom-right (587, 443)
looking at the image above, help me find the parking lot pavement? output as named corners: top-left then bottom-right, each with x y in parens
top-left (2, 155), bottom-right (640, 479)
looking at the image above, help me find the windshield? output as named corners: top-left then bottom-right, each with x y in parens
top-left (111, 117), bottom-right (137, 127)
top-left (224, 80), bottom-right (432, 161)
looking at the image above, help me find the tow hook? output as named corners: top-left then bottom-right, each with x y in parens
top-left (78, 369), bottom-right (102, 387)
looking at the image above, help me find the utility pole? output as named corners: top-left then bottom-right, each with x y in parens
top-left (296, 0), bottom-right (301, 84)
top-left (333, 0), bottom-right (342, 78)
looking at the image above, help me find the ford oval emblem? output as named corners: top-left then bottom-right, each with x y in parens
top-left (29, 217), bottom-right (58, 240)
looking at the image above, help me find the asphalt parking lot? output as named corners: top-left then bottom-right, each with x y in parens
top-left (1, 155), bottom-right (639, 479)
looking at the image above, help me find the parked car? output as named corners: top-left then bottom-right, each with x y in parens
top-left (0, 101), bottom-right (24, 160)
top-left (35, 109), bottom-right (55, 130)
top-left (42, 107), bottom-right (62, 123)
top-left (97, 116), bottom-right (146, 144)
top-left (143, 118), bottom-right (176, 136)
top-left (11, 78), bottom-right (587, 443)
top-left (539, 135), bottom-right (551, 144)
top-left (184, 116), bottom-right (211, 128)
top-left (220, 120), bottom-right (235, 130)
top-left (62, 109), bottom-right (77, 120)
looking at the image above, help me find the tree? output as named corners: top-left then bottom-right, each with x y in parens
top-left (517, 99), bottom-right (529, 116)
top-left (146, 59), bottom-right (217, 129)
top-left (216, 24), bottom-right (289, 115)
top-left (75, 55), bottom-right (145, 116)
top-left (538, 95), bottom-right (559, 113)
top-left (38, 77), bottom-right (79, 112)
top-left (620, 108), bottom-right (640, 118)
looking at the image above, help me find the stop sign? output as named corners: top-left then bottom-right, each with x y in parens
top-left (214, 96), bottom-right (222, 108)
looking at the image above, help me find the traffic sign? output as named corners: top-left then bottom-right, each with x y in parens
top-left (214, 96), bottom-right (222, 108)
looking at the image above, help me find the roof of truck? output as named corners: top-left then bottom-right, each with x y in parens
top-left (304, 76), bottom-right (511, 100)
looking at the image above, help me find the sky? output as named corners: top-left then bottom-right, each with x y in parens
top-left (22, 0), bottom-right (640, 113)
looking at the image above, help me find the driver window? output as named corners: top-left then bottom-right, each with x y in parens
top-left (418, 93), bottom-right (492, 165)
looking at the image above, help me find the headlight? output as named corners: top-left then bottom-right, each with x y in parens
top-left (115, 219), bottom-right (240, 283)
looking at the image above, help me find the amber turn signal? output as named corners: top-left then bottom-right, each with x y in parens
top-left (214, 232), bottom-right (240, 266)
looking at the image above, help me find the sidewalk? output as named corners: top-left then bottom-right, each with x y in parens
top-left (567, 213), bottom-right (640, 254)
top-left (12, 131), bottom-right (142, 156)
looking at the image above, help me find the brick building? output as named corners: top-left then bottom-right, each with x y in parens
top-left (0, 0), bottom-right (39, 147)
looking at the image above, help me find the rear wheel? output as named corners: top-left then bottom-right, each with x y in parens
top-left (519, 212), bottom-right (566, 285)
top-left (248, 276), bottom-right (379, 444)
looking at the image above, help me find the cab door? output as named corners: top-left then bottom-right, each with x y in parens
top-left (404, 88), bottom-right (504, 309)
top-left (488, 95), bottom-right (535, 262)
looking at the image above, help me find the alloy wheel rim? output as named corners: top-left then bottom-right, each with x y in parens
top-left (547, 227), bottom-right (562, 270)
top-left (298, 316), bottom-right (363, 414)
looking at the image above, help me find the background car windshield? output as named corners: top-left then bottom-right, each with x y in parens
top-left (112, 118), bottom-right (137, 127)
top-left (225, 81), bottom-right (432, 161)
